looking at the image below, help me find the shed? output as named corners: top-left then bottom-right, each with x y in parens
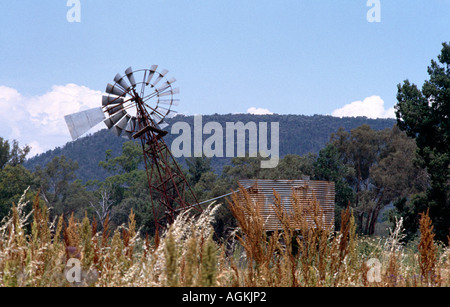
top-left (237, 179), bottom-right (335, 231)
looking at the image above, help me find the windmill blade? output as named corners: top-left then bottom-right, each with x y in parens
top-left (156, 106), bottom-right (177, 118)
top-left (106, 103), bottom-right (124, 115)
top-left (114, 73), bottom-right (130, 91)
top-left (146, 65), bottom-right (158, 85)
top-left (103, 110), bottom-right (127, 129)
top-left (125, 67), bottom-right (137, 88)
top-left (158, 87), bottom-right (180, 97)
top-left (102, 95), bottom-right (124, 106)
top-left (151, 112), bottom-right (163, 124)
top-left (154, 105), bottom-right (169, 115)
top-left (151, 69), bottom-right (168, 87)
top-left (125, 116), bottom-right (137, 132)
top-left (158, 98), bottom-right (180, 106)
top-left (156, 77), bottom-right (176, 93)
top-left (106, 83), bottom-right (126, 96)
top-left (158, 107), bottom-right (178, 119)
top-left (122, 130), bottom-right (133, 140)
top-left (112, 114), bottom-right (131, 136)
top-left (123, 116), bottom-right (137, 139)
top-left (166, 110), bottom-right (178, 118)
top-left (64, 107), bottom-right (105, 140)
top-left (159, 122), bottom-right (169, 130)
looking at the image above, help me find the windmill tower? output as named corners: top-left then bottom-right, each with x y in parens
top-left (64, 66), bottom-right (201, 232)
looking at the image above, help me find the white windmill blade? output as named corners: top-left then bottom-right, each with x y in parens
top-left (64, 107), bottom-right (105, 140)
top-left (156, 77), bottom-right (176, 93)
top-left (125, 116), bottom-right (137, 133)
top-left (114, 73), bottom-right (130, 91)
top-left (158, 98), bottom-right (180, 106)
top-left (151, 69), bottom-right (169, 87)
top-left (151, 112), bottom-right (163, 124)
top-left (159, 122), bottom-right (169, 130)
top-left (122, 116), bottom-right (137, 140)
top-left (122, 131), bottom-right (132, 140)
top-left (112, 114), bottom-right (131, 136)
top-left (166, 110), bottom-right (178, 118)
top-left (106, 83), bottom-right (126, 96)
top-left (106, 104), bottom-right (125, 116)
top-left (157, 87), bottom-right (180, 97)
top-left (156, 106), bottom-right (178, 118)
top-left (102, 95), bottom-right (124, 106)
top-left (103, 110), bottom-right (127, 129)
top-left (125, 67), bottom-right (137, 88)
top-left (146, 65), bottom-right (158, 85)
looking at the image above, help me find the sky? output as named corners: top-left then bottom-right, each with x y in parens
top-left (0, 1), bottom-right (449, 156)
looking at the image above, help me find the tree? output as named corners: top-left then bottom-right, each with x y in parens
top-left (0, 138), bottom-right (30, 169)
top-left (33, 155), bottom-right (93, 220)
top-left (330, 125), bottom-right (427, 235)
top-left (34, 156), bottom-right (79, 207)
top-left (222, 156), bottom-right (265, 181)
top-left (0, 138), bottom-right (8, 169)
top-left (313, 143), bottom-right (354, 229)
top-left (186, 155), bottom-right (212, 186)
top-left (222, 154), bottom-right (316, 183)
top-left (89, 183), bottom-right (114, 227)
top-left (98, 140), bottom-right (143, 174)
top-left (0, 137), bottom-right (32, 221)
top-left (369, 127), bottom-right (428, 235)
top-left (0, 165), bottom-right (33, 221)
top-left (395, 42), bottom-right (450, 242)
top-left (97, 141), bottom-right (155, 234)
top-left (330, 125), bottom-right (384, 234)
top-left (263, 153), bottom-right (316, 180)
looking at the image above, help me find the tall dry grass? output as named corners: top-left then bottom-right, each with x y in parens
top-left (0, 188), bottom-right (448, 287)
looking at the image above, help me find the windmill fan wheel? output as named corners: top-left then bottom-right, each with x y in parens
top-left (102, 66), bottom-right (179, 139)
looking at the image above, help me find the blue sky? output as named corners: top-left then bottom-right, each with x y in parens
top-left (0, 1), bottom-right (449, 155)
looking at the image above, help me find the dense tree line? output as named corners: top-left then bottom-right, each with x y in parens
top-left (0, 138), bottom-right (33, 219)
top-left (24, 114), bottom-right (396, 182)
top-left (0, 122), bottom-right (443, 242)
top-left (395, 42), bottom-right (450, 242)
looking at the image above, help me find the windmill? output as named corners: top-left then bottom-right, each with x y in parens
top-left (64, 66), bottom-right (201, 233)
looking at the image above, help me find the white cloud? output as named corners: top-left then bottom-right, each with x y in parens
top-left (28, 141), bottom-right (44, 158)
top-left (247, 107), bottom-right (273, 115)
top-left (0, 84), bottom-right (103, 157)
top-left (332, 96), bottom-right (395, 119)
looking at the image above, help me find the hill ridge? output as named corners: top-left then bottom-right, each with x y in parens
top-left (24, 114), bottom-right (396, 182)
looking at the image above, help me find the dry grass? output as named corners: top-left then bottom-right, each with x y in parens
top-left (0, 188), bottom-right (448, 287)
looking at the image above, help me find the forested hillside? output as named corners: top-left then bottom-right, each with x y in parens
top-left (24, 114), bottom-right (396, 182)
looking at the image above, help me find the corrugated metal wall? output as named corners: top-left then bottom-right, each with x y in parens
top-left (237, 179), bottom-right (335, 231)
